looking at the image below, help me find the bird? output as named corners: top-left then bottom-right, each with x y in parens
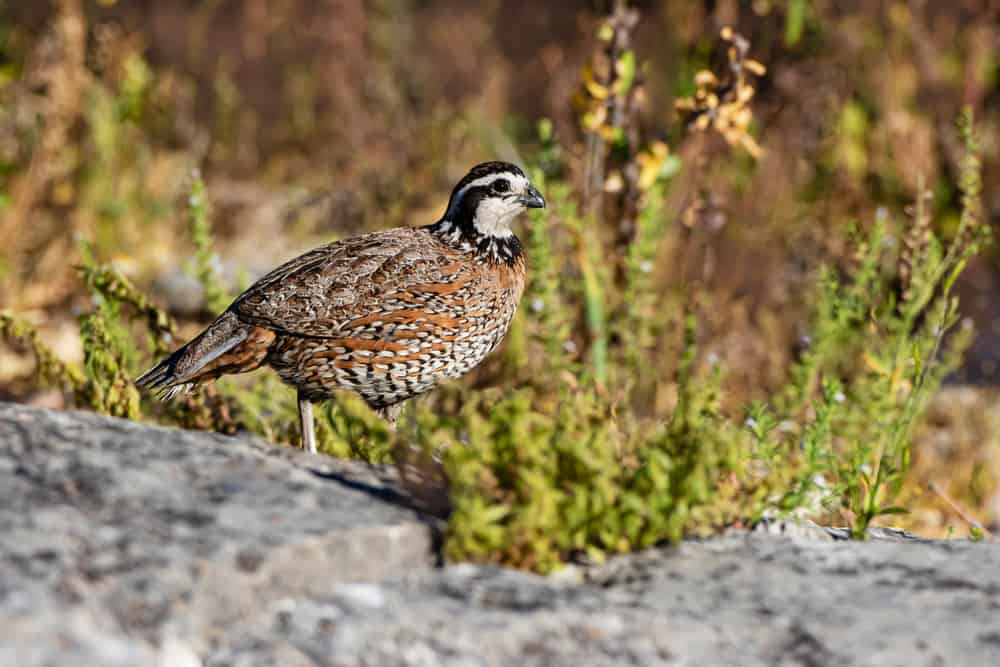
top-left (136, 161), bottom-right (545, 453)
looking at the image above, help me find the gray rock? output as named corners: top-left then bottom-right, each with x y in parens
top-left (0, 402), bottom-right (433, 665)
top-left (208, 535), bottom-right (1000, 667)
top-left (2, 402), bottom-right (999, 666)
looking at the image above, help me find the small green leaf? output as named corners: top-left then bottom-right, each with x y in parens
top-left (875, 506), bottom-right (910, 516)
top-left (614, 50), bottom-right (637, 96)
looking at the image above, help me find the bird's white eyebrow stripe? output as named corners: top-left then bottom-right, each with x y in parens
top-left (457, 173), bottom-right (521, 197)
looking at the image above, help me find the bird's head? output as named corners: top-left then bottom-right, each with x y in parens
top-left (442, 161), bottom-right (545, 239)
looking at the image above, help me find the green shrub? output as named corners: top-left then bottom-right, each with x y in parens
top-left (420, 109), bottom-right (987, 569)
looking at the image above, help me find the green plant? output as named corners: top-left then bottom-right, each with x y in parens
top-left (187, 172), bottom-right (233, 314)
top-left (430, 104), bottom-right (988, 567)
top-left (0, 311), bottom-right (86, 393)
top-left (758, 109), bottom-right (987, 537)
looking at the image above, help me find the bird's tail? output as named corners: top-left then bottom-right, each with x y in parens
top-left (135, 311), bottom-right (264, 399)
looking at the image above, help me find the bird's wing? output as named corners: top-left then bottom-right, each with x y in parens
top-left (232, 228), bottom-right (463, 338)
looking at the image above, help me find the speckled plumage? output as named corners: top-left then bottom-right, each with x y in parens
top-left (136, 162), bottom-right (544, 446)
top-left (252, 225), bottom-right (526, 408)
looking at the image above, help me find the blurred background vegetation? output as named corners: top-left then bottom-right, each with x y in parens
top-left (1, 0), bottom-right (999, 564)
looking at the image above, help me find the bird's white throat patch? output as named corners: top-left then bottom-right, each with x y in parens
top-left (472, 195), bottom-right (523, 238)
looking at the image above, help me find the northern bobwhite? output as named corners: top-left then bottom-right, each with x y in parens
top-left (136, 162), bottom-right (545, 453)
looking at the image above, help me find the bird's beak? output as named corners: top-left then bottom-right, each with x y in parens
top-left (519, 185), bottom-right (546, 209)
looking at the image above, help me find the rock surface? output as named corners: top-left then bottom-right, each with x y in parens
top-left (0, 402), bottom-right (433, 666)
top-left (2, 402), bottom-right (998, 666)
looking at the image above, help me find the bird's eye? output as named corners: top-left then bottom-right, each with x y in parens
top-left (491, 179), bottom-right (510, 194)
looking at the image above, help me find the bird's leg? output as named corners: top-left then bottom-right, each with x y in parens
top-left (405, 399), bottom-right (419, 441)
top-left (298, 391), bottom-right (317, 454)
